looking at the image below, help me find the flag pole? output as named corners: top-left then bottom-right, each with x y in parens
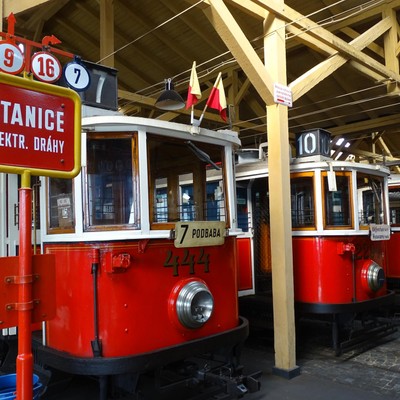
top-left (187, 61), bottom-right (202, 127)
top-left (198, 72), bottom-right (221, 125)
top-left (198, 104), bottom-right (208, 125)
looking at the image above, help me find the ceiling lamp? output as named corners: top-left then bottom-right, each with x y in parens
top-left (155, 78), bottom-right (185, 110)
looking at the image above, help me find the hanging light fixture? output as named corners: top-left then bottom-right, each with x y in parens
top-left (155, 78), bottom-right (185, 110)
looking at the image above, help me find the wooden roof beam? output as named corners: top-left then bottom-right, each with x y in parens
top-left (342, 146), bottom-right (400, 163)
top-left (341, 27), bottom-right (384, 58)
top-left (289, 17), bottom-right (392, 101)
top-left (329, 114), bottom-right (400, 136)
top-left (162, 0), bottom-right (224, 55)
top-left (1, 0), bottom-right (55, 16)
top-left (203, 0), bottom-right (275, 105)
top-left (376, 135), bottom-right (400, 166)
top-left (237, 0), bottom-right (400, 83)
top-left (323, 0), bottom-right (400, 33)
top-left (16, 0), bottom-right (69, 39)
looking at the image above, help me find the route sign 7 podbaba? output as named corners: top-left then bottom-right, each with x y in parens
top-left (0, 71), bottom-right (81, 178)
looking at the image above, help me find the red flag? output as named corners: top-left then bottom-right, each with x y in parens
top-left (206, 72), bottom-right (227, 122)
top-left (186, 61), bottom-right (202, 109)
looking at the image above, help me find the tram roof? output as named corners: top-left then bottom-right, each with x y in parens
top-left (235, 157), bottom-right (391, 181)
top-left (82, 114), bottom-right (241, 147)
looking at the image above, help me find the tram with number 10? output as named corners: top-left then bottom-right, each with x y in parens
top-left (235, 128), bottom-right (395, 353)
top-left (386, 175), bottom-right (400, 289)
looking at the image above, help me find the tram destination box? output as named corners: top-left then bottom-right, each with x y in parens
top-left (59, 60), bottom-right (118, 111)
top-left (295, 128), bottom-right (331, 161)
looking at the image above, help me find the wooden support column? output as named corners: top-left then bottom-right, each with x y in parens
top-left (204, 0), bottom-right (298, 377)
top-left (264, 2), bottom-right (299, 379)
top-left (100, 0), bottom-right (114, 67)
top-left (0, 0), bottom-right (3, 31)
top-left (382, 6), bottom-right (400, 94)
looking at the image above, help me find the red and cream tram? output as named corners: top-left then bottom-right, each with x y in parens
top-left (26, 111), bottom-right (259, 398)
top-left (235, 129), bottom-right (395, 352)
top-left (387, 175), bottom-right (400, 288)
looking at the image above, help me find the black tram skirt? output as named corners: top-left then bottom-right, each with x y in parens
top-left (296, 290), bottom-right (395, 314)
top-left (33, 317), bottom-right (249, 376)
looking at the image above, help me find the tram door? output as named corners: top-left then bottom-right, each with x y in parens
top-left (1, 174), bottom-right (41, 335)
top-left (1, 174), bottom-right (41, 257)
top-left (236, 181), bottom-right (255, 296)
top-left (237, 177), bottom-right (273, 295)
top-left (0, 174), bottom-right (19, 257)
top-left (0, 174), bottom-right (19, 336)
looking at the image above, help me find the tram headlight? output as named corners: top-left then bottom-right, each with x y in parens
top-left (361, 260), bottom-right (385, 293)
top-left (172, 280), bottom-right (214, 329)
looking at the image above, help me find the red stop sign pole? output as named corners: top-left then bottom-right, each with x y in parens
top-left (16, 171), bottom-right (33, 400)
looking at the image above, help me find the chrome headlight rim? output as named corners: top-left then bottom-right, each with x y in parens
top-left (175, 280), bottom-right (214, 329)
top-left (362, 260), bottom-right (385, 293)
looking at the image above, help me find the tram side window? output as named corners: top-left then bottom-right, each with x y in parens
top-left (291, 175), bottom-right (315, 228)
top-left (181, 181), bottom-right (195, 221)
top-left (206, 181), bottom-right (225, 221)
top-left (236, 186), bottom-right (249, 232)
top-left (85, 135), bottom-right (138, 229)
top-left (357, 173), bottom-right (385, 227)
top-left (148, 135), bottom-right (226, 227)
top-left (48, 178), bottom-right (74, 232)
top-left (323, 173), bottom-right (351, 227)
top-left (389, 185), bottom-right (400, 226)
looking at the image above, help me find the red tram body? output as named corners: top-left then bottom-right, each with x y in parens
top-left (292, 236), bottom-right (387, 308)
top-left (44, 239), bottom-right (238, 358)
top-left (235, 129), bottom-right (395, 350)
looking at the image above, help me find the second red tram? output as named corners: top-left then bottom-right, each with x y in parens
top-left (387, 175), bottom-right (400, 287)
top-left (235, 129), bottom-right (395, 352)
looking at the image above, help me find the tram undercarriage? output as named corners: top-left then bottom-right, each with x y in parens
top-left (240, 288), bottom-right (397, 357)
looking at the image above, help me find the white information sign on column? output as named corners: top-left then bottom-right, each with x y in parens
top-left (273, 82), bottom-right (293, 107)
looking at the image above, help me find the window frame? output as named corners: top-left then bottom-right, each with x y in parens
top-left (357, 172), bottom-right (387, 229)
top-left (82, 132), bottom-right (139, 232)
top-left (46, 177), bottom-right (75, 234)
top-left (290, 171), bottom-right (317, 231)
top-left (321, 171), bottom-right (353, 230)
top-left (147, 134), bottom-right (228, 230)
top-left (389, 184), bottom-right (400, 227)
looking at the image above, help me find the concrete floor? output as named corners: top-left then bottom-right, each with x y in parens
top-left (242, 326), bottom-right (400, 400)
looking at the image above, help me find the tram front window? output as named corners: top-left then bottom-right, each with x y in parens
top-left (85, 135), bottom-right (138, 229)
top-left (148, 135), bottom-right (226, 227)
top-left (323, 173), bottom-right (351, 227)
top-left (357, 173), bottom-right (386, 227)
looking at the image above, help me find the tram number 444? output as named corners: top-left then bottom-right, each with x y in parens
top-left (164, 248), bottom-right (210, 276)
